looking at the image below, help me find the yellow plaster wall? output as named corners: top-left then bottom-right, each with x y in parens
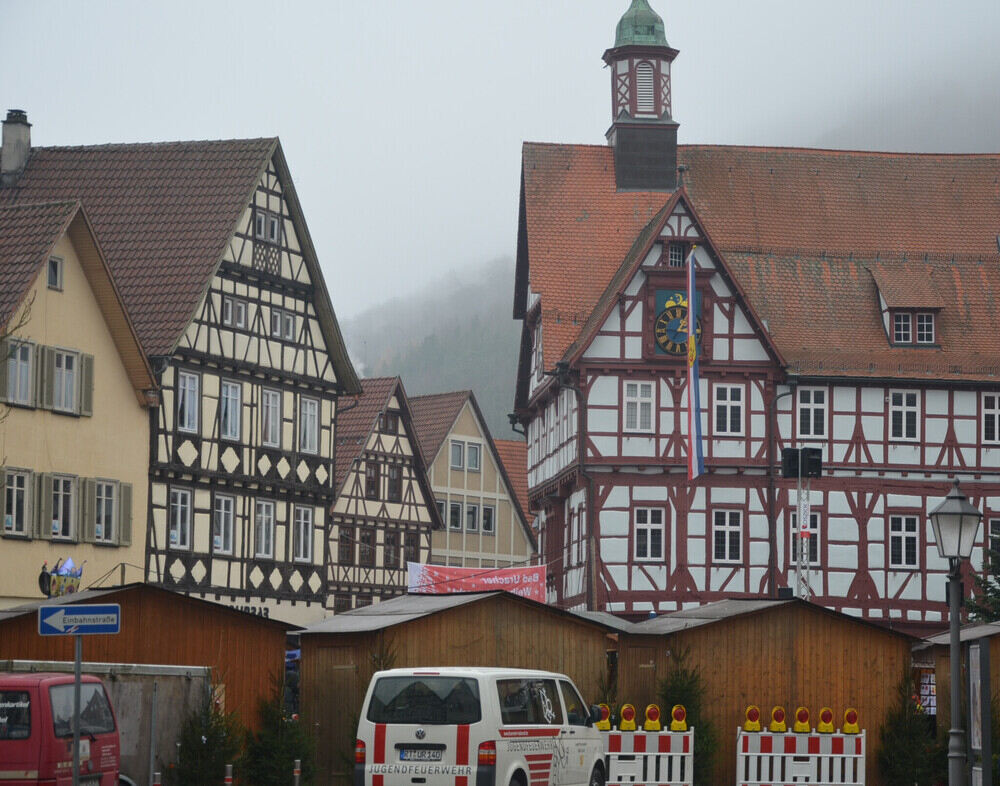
top-left (0, 234), bottom-right (150, 606)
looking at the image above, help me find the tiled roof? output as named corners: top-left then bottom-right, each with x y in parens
top-left (409, 390), bottom-right (472, 464)
top-left (494, 439), bottom-right (530, 518)
top-left (0, 200), bottom-right (79, 328)
top-left (334, 376), bottom-right (400, 491)
top-left (519, 142), bottom-right (1000, 383)
top-left (0, 139), bottom-right (276, 356)
top-left (867, 262), bottom-right (946, 309)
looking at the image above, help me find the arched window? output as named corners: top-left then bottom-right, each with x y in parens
top-left (635, 61), bottom-right (655, 113)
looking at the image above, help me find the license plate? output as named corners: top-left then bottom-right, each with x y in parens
top-left (400, 748), bottom-right (443, 762)
top-left (80, 779), bottom-right (101, 786)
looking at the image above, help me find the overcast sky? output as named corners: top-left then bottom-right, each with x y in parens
top-left (2, 0), bottom-right (998, 319)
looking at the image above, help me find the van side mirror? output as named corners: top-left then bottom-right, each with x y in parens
top-left (588, 705), bottom-right (601, 726)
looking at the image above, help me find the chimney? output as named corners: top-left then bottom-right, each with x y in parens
top-left (1, 110), bottom-right (31, 186)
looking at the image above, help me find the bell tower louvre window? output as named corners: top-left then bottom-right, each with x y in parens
top-left (635, 62), bottom-right (655, 114)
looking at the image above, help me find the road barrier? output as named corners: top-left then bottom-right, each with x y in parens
top-left (736, 705), bottom-right (865, 785)
top-left (600, 704), bottom-right (694, 786)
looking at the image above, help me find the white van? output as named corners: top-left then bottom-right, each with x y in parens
top-left (355, 667), bottom-right (605, 786)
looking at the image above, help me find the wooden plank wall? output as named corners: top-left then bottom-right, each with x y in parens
top-left (300, 595), bottom-right (615, 784)
top-left (932, 633), bottom-right (1000, 734)
top-left (617, 605), bottom-right (913, 786)
top-left (0, 586), bottom-right (288, 728)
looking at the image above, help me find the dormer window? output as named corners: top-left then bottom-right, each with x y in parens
top-left (890, 310), bottom-right (936, 345)
top-left (892, 313), bottom-right (912, 344)
top-left (916, 313), bottom-right (935, 344)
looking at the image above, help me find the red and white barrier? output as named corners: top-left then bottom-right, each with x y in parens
top-left (736, 729), bottom-right (865, 785)
top-left (600, 729), bottom-right (694, 786)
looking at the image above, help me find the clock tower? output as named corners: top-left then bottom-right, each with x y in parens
top-left (603, 0), bottom-right (680, 191)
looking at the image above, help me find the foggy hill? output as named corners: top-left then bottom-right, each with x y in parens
top-left (341, 257), bottom-right (523, 441)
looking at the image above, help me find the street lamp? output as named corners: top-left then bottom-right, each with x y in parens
top-left (929, 480), bottom-right (983, 786)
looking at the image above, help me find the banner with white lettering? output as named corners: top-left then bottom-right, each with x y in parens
top-left (407, 562), bottom-right (546, 602)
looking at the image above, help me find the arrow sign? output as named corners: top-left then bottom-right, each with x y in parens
top-left (38, 604), bottom-right (120, 636)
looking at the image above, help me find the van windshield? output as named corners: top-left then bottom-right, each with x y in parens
top-left (0, 691), bottom-right (31, 740)
top-left (49, 684), bottom-right (115, 738)
top-left (367, 676), bottom-right (481, 724)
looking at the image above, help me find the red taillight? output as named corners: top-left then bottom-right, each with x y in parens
top-left (621, 705), bottom-right (635, 722)
top-left (797, 708), bottom-right (809, 724)
top-left (355, 739), bottom-right (366, 764)
top-left (478, 741), bottom-right (497, 767)
top-left (773, 708), bottom-right (785, 723)
top-left (747, 707), bottom-right (760, 723)
top-left (846, 709), bottom-right (858, 725)
top-left (647, 705), bottom-right (660, 722)
top-left (672, 706), bottom-right (685, 722)
top-left (821, 709), bottom-right (833, 724)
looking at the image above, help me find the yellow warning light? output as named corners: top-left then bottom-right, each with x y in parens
top-left (793, 706), bottom-right (810, 733)
top-left (643, 704), bottom-right (662, 731)
top-left (769, 706), bottom-right (787, 733)
top-left (843, 707), bottom-right (860, 734)
top-left (669, 704), bottom-right (687, 732)
top-left (619, 703), bottom-right (637, 731)
top-left (596, 703), bottom-right (611, 731)
top-left (817, 707), bottom-right (835, 733)
top-left (743, 705), bottom-right (761, 732)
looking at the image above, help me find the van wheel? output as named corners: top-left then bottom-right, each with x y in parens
top-left (509, 773), bottom-right (527, 786)
top-left (589, 764), bottom-right (605, 786)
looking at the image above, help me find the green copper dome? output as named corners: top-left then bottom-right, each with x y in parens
top-left (614, 0), bottom-right (668, 48)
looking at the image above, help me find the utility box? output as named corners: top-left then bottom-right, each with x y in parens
top-left (782, 447), bottom-right (822, 478)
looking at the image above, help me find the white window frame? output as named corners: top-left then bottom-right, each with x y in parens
top-left (482, 505), bottom-right (495, 534)
top-left (449, 501), bottom-right (462, 530)
top-left (467, 443), bottom-right (481, 472)
top-left (984, 393), bottom-right (1000, 445)
top-left (713, 384), bottom-right (745, 437)
top-left (220, 380), bottom-right (242, 441)
top-left (668, 242), bottom-right (685, 268)
top-left (293, 505), bottom-right (313, 562)
top-left (53, 350), bottom-right (77, 413)
top-left (176, 371), bottom-right (199, 433)
top-left (889, 389), bottom-right (919, 441)
top-left (261, 388), bottom-right (281, 447)
top-left (634, 507), bottom-right (664, 561)
top-left (635, 60), bottom-right (655, 113)
top-left (797, 387), bottom-right (827, 439)
top-left (282, 311), bottom-right (295, 341)
top-left (893, 312), bottom-right (912, 344)
top-left (6, 341), bottom-right (32, 405)
top-left (95, 480), bottom-right (116, 544)
top-left (624, 381), bottom-right (654, 433)
top-left (450, 441), bottom-right (464, 470)
top-left (916, 312), bottom-right (935, 344)
top-left (466, 503), bottom-right (479, 532)
top-left (222, 296), bottom-right (246, 329)
top-left (254, 211), bottom-right (267, 239)
top-left (52, 476), bottom-right (75, 539)
top-left (47, 256), bottom-right (63, 290)
top-left (213, 494), bottom-right (234, 555)
top-left (4, 469), bottom-right (30, 536)
top-left (712, 509), bottom-right (742, 564)
top-left (298, 396), bottom-right (319, 454)
top-left (889, 514), bottom-right (919, 569)
top-left (255, 499), bottom-right (275, 559)
top-left (268, 214), bottom-right (281, 245)
top-left (789, 510), bottom-right (821, 566)
top-left (169, 488), bottom-right (191, 549)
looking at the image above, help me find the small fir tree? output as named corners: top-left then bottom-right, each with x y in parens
top-left (241, 689), bottom-right (316, 786)
top-left (164, 697), bottom-right (244, 786)
top-left (877, 676), bottom-right (943, 786)
top-left (657, 645), bottom-right (718, 786)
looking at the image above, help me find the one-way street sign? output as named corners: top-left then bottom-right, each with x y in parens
top-left (38, 604), bottom-right (121, 636)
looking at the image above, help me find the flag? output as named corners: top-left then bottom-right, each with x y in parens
top-left (686, 246), bottom-right (705, 480)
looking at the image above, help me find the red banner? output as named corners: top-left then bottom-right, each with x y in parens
top-left (407, 562), bottom-right (546, 602)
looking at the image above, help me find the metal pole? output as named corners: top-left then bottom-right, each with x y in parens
top-left (949, 558), bottom-right (967, 786)
top-left (796, 448), bottom-right (803, 597)
top-left (148, 680), bottom-right (158, 786)
top-left (152, 773), bottom-right (161, 786)
top-left (224, 763), bottom-right (233, 785)
top-left (294, 758), bottom-right (301, 786)
top-left (73, 633), bottom-right (81, 786)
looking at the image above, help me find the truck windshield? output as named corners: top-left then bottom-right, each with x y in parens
top-left (49, 684), bottom-right (115, 738)
top-left (367, 676), bottom-right (481, 724)
top-left (0, 691), bottom-right (31, 740)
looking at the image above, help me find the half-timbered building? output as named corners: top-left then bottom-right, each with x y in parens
top-left (330, 377), bottom-right (440, 611)
top-left (0, 113), bottom-right (361, 624)
top-left (511, 1), bottom-right (1000, 634)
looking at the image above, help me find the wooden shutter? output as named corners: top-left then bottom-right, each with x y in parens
top-left (81, 479), bottom-right (97, 543)
top-left (118, 483), bottom-right (132, 547)
top-left (79, 354), bottom-right (94, 416)
top-left (38, 346), bottom-right (55, 410)
top-left (35, 473), bottom-right (53, 540)
top-left (0, 339), bottom-right (9, 404)
top-left (71, 477), bottom-right (81, 543)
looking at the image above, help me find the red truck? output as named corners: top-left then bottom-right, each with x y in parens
top-left (0, 672), bottom-right (120, 785)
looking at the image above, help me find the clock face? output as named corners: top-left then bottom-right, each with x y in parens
top-left (654, 303), bottom-right (702, 355)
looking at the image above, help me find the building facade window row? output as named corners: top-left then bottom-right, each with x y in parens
top-left (439, 499), bottom-right (496, 534)
top-left (337, 526), bottom-right (419, 568)
top-left (2, 340), bottom-right (95, 416)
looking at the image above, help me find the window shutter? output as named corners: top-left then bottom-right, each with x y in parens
top-left (36, 473), bottom-right (53, 541)
top-left (79, 354), bottom-right (95, 416)
top-left (39, 346), bottom-right (55, 410)
top-left (0, 339), bottom-right (9, 404)
top-left (118, 483), bottom-right (132, 547)
top-left (82, 479), bottom-right (97, 543)
top-left (71, 478), bottom-right (81, 543)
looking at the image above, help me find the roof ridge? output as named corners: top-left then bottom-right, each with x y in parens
top-left (31, 137), bottom-right (278, 153)
top-left (523, 140), bottom-right (1000, 159)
